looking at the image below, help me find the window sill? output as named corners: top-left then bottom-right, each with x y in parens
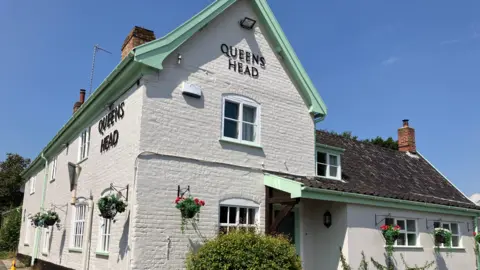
top-left (316, 176), bottom-right (344, 182)
top-left (24, 243), bottom-right (29, 246)
top-left (68, 248), bottom-right (82, 253)
top-left (50, 178), bottom-right (55, 183)
top-left (77, 157), bottom-right (88, 165)
top-left (384, 245), bottom-right (424, 250)
top-left (436, 247), bottom-right (465, 251)
top-left (41, 252), bottom-right (48, 256)
top-left (30, 192), bottom-right (35, 195)
top-left (219, 137), bottom-right (262, 149)
top-left (95, 251), bottom-right (109, 257)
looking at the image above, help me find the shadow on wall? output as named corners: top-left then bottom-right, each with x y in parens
top-left (435, 253), bottom-right (447, 270)
top-left (59, 230), bottom-right (66, 265)
top-left (117, 212), bottom-right (130, 262)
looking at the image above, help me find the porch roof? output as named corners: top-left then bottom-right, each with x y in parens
top-left (264, 172), bottom-right (480, 217)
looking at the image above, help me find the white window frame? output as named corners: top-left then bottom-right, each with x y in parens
top-left (50, 156), bottom-right (57, 182)
top-left (78, 127), bottom-right (91, 162)
top-left (70, 202), bottom-right (87, 250)
top-left (434, 221), bottom-right (461, 247)
top-left (316, 151), bottom-right (341, 180)
top-left (221, 95), bottom-right (261, 145)
top-left (97, 190), bottom-right (113, 255)
top-left (24, 210), bottom-right (29, 245)
top-left (385, 218), bottom-right (419, 247)
top-left (30, 177), bottom-right (36, 194)
top-left (219, 199), bottom-right (259, 234)
top-left (42, 226), bottom-right (51, 255)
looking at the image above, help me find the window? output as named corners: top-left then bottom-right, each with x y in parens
top-left (222, 96), bottom-right (260, 144)
top-left (434, 222), bottom-right (461, 247)
top-left (385, 218), bottom-right (418, 246)
top-left (97, 218), bottom-right (112, 253)
top-left (30, 177), bottom-right (36, 194)
top-left (316, 152), bottom-right (341, 179)
top-left (219, 199), bottom-right (259, 234)
top-left (78, 128), bottom-right (91, 161)
top-left (71, 203), bottom-right (87, 249)
top-left (42, 227), bottom-right (51, 254)
top-left (50, 156), bottom-right (57, 181)
top-left (24, 210), bottom-right (29, 245)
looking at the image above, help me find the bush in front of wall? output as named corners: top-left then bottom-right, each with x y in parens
top-left (97, 194), bottom-right (127, 219)
top-left (186, 230), bottom-right (302, 270)
top-left (0, 209), bottom-right (21, 251)
top-left (339, 248), bottom-right (435, 270)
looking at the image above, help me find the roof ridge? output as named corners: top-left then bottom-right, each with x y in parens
top-left (316, 129), bottom-right (400, 153)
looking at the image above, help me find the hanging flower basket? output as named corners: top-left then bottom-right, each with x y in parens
top-left (380, 224), bottom-right (400, 256)
top-left (97, 194), bottom-right (127, 219)
top-left (41, 210), bottom-right (60, 227)
top-left (434, 227), bottom-right (452, 250)
top-left (30, 212), bottom-right (43, 227)
top-left (175, 196), bottom-right (205, 233)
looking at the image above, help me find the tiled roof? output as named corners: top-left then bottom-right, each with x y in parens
top-left (269, 130), bottom-right (479, 210)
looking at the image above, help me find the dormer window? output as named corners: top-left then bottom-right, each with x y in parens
top-left (316, 144), bottom-right (344, 180)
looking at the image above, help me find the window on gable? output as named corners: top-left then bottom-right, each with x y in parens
top-left (434, 222), bottom-right (461, 247)
top-left (219, 199), bottom-right (259, 234)
top-left (24, 209), bottom-right (29, 245)
top-left (385, 218), bottom-right (418, 247)
top-left (42, 227), bottom-right (51, 255)
top-left (30, 177), bottom-right (36, 194)
top-left (50, 156), bottom-right (57, 181)
top-left (71, 203), bottom-right (87, 249)
top-left (316, 152), bottom-right (341, 179)
top-left (78, 127), bottom-right (91, 161)
top-left (222, 96), bottom-right (260, 144)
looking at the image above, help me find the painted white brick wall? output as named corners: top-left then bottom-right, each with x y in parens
top-left (18, 84), bottom-right (144, 270)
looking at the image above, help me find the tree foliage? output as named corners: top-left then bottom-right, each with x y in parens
top-left (325, 131), bottom-right (399, 150)
top-left (0, 209), bottom-right (21, 251)
top-left (0, 153), bottom-right (30, 212)
top-left (186, 231), bottom-right (302, 270)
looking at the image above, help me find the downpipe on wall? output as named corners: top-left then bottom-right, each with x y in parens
top-left (475, 216), bottom-right (479, 270)
top-left (82, 198), bottom-right (95, 270)
top-left (31, 153), bottom-right (49, 266)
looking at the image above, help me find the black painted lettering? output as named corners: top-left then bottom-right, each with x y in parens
top-left (221, 44), bottom-right (229, 57)
top-left (260, 57), bottom-right (266, 68)
top-left (238, 62), bottom-right (243, 73)
top-left (252, 67), bottom-right (259, 78)
top-left (229, 46), bottom-right (238, 58)
top-left (118, 102), bottom-right (125, 118)
top-left (98, 119), bottom-right (104, 135)
top-left (252, 54), bottom-right (259, 65)
top-left (244, 65), bottom-right (251, 76)
top-left (229, 59), bottom-right (236, 71)
top-left (239, 49), bottom-right (245, 61)
top-left (246, 52), bottom-right (251, 63)
top-left (112, 130), bottom-right (119, 146)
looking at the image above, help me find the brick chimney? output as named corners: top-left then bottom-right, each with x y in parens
top-left (73, 89), bottom-right (86, 114)
top-left (398, 119), bottom-right (416, 152)
top-left (121, 26), bottom-right (156, 60)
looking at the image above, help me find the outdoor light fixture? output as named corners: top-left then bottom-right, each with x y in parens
top-left (239, 17), bottom-right (257, 30)
top-left (324, 211), bottom-right (332, 228)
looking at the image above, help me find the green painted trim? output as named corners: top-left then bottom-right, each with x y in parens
top-left (252, 0), bottom-right (327, 116)
top-left (134, 0), bottom-right (237, 70)
top-left (264, 174), bottom-right (480, 217)
top-left (95, 251), bottom-right (109, 257)
top-left (474, 216), bottom-right (480, 270)
top-left (264, 173), bottom-right (303, 198)
top-left (22, 55), bottom-right (150, 179)
top-left (316, 144), bottom-right (345, 154)
top-left (219, 137), bottom-right (263, 149)
top-left (294, 207), bottom-right (300, 255)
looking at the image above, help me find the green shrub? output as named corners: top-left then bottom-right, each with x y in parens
top-left (186, 230), bottom-right (302, 270)
top-left (0, 209), bottom-right (21, 251)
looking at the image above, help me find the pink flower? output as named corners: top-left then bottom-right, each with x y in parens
top-left (474, 232), bottom-right (477, 236)
top-left (175, 197), bottom-right (182, 204)
top-left (380, 225), bottom-right (388, 231)
top-left (200, 200), bottom-right (205, 206)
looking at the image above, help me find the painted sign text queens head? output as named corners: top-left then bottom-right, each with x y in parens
top-left (221, 44), bottom-right (265, 78)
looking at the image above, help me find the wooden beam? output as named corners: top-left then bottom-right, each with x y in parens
top-left (267, 197), bottom-right (297, 204)
top-left (265, 186), bottom-right (273, 234)
top-left (269, 199), bottom-right (299, 233)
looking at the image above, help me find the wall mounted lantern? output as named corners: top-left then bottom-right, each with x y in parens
top-left (324, 211), bottom-right (332, 228)
top-left (239, 17), bottom-right (257, 30)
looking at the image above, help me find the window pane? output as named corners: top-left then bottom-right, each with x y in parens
top-left (329, 155), bottom-right (338, 166)
top-left (452, 236), bottom-right (459, 247)
top-left (224, 101), bottom-right (239, 119)
top-left (243, 105), bottom-right (256, 123)
top-left (442, 223), bottom-right (450, 230)
top-left (317, 164), bottom-right (326, 176)
top-left (242, 123), bottom-right (255, 142)
top-left (317, 152), bottom-right (327, 164)
top-left (224, 119), bottom-right (238, 139)
top-left (239, 208), bottom-right (247, 224)
top-left (397, 233), bottom-right (406, 246)
top-left (229, 207), bottom-right (237, 224)
top-left (329, 166), bottom-right (338, 178)
top-left (407, 233), bottom-right (416, 246)
top-left (397, 220), bottom-right (405, 230)
top-left (407, 220), bottom-right (416, 232)
top-left (451, 223), bottom-right (458, 234)
top-left (220, 206), bottom-right (228, 223)
top-left (248, 208), bottom-right (255, 225)
top-left (385, 218), bottom-right (394, 226)
top-left (433, 222), bottom-right (440, 228)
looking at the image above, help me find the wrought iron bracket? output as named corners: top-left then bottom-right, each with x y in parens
top-left (178, 185), bottom-right (190, 198)
top-left (110, 183), bottom-right (129, 201)
top-left (50, 203), bottom-right (68, 214)
top-left (375, 213), bottom-right (391, 226)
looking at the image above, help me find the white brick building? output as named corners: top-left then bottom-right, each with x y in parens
top-left (17, 0), bottom-right (480, 269)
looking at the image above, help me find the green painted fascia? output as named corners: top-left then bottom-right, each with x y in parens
top-left (22, 54), bottom-right (150, 179)
top-left (134, 0), bottom-right (327, 117)
top-left (134, 0), bottom-right (237, 70)
top-left (316, 143), bottom-right (345, 154)
top-left (264, 174), bottom-right (480, 217)
top-left (252, 0), bottom-right (327, 117)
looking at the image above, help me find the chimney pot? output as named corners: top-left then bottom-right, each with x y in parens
top-left (398, 119), bottom-right (416, 152)
top-left (80, 89), bottom-right (86, 104)
top-left (121, 26), bottom-right (156, 60)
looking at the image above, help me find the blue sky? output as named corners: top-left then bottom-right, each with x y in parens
top-left (1, 0), bottom-right (479, 194)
